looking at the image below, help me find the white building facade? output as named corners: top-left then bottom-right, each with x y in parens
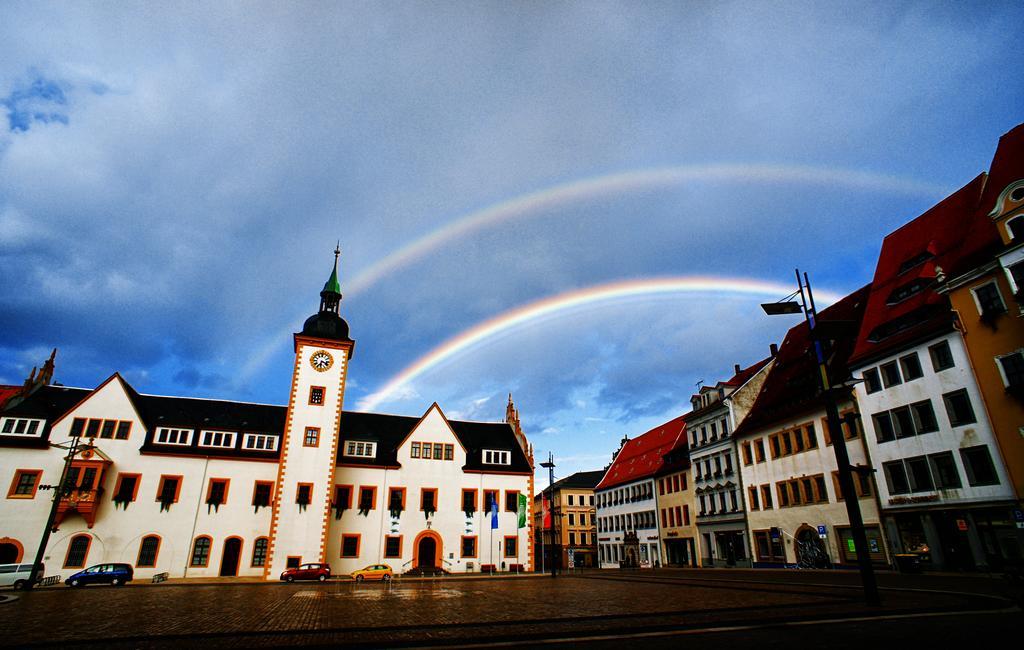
top-left (0, 256), bottom-right (533, 579)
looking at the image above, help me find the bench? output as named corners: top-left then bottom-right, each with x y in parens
top-left (152, 572), bottom-right (169, 583)
top-left (479, 564), bottom-right (497, 574)
top-left (508, 564), bottom-right (525, 573)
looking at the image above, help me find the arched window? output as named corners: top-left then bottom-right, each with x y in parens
top-left (137, 535), bottom-right (161, 567)
top-left (190, 536), bottom-right (212, 567)
top-left (64, 535), bottom-right (91, 568)
top-left (251, 537), bottom-right (268, 567)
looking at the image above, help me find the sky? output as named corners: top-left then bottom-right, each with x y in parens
top-left (1, 1), bottom-right (1022, 486)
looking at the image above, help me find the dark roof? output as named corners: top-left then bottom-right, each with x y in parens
top-left (734, 285), bottom-right (870, 438)
top-left (0, 384), bottom-right (91, 448)
top-left (596, 414), bottom-right (688, 490)
top-left (538, 470), bottom-right (606, 497)
top-left (300, 311), bottom-right (352, 343)
top-left (849, 157), bottom-right (1004, 367)
top-left (978, 123), bottom-right (1024, 217)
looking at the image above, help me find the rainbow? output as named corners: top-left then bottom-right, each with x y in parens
top-left (356, 276), bottom-right (843, 411)
top-left (240, 163), bottom-right (941, 383)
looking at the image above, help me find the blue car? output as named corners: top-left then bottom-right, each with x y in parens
top-left (65, 563), bottom-right (134, 587)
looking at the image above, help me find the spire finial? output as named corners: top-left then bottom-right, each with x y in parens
top-left (334, 241), bottom-right (341, 263)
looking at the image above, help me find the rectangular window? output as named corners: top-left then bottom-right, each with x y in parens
top-left (200, 430), bottom-right (236, 448)
top-left (928, 452), bottom-right (962, 489)
top-left (243, 433), bottom-right (279, 451)
top-left (253, 481), bottom-right (273, 510)
top-left (814, 475), bottom-right (828, 503)
top-left (880, 361), bottom-right (902, 388)
top-left (112, 473), bottom-right (140, 506)
top-left (358, 486), bottom-right (376, 511)
top-left (303, 427), bottom-right (320, 447)
top-left (8, 469), bottom-right (42, 498)
top-left (910, 400), bottom-right (938, 435)
top-left (769, 435), bottom-right (781, 459)
top-left (462, 488), bottom-right (477, 514)
top-left (899, 353), bottom-right (923, 382)
top-left (190, 537), bottom-right (211, 567)
top-left (761, 484), bottom-right (773, 509)
top-left (504, 536), bottom-right (517, 558)
top-left (411, 442), bottom-right (420, 458)
top-left (86, 419), bottom-right (101, 438)
top-left (433, 444), bottom-right (443, 460)
top-left (863, 367), bottom-right (881, 393)
top-left (790, 480), bottom-right (803, 505)
top-left (484, 490), bottom-right (498, 511)
top-left (973, 282), bottom-right (1006, 317)
top-left (660, 509), bottom-right (668, 528)
top-left (754, 439), bottom-right (765, 463)
top-left (422, 443), bottom-right (432, 459)
top-left (444, 444), bottom-right (454, 460)
top-left (384, 536), bottom-right (402, 558)
top-left (156, 475), bottom-right (182, 507)
top-left (569, 532), bottom-right (576, 545)
top-left (505, 490), bottom-right (519, 512)
top-left (891, 406), bottom-right (915, 439)
top-left (461, 536), bottom-right (477, 558)
top-left (387, 487), bottom-right (405, 514)
top-left (206, 478), bottom-right (229, 508)
top-left (333, 485), bottom-right (352, 514)
top-left (748, 486), bottom-right (759, 510)
top-left (156, 427), bottom-right (193, 446)
top-left (308, 386), bottom-right (325, 405)
top-left (781, 431), bottom-right (792, 455)
top-left (568, 513), bottom-right (575, 526)
top-left (872, 411), bottom-right (895, 443)
top-left (960, 445), bottom-right (999, 486)
top-left (100, 420), bottom-right (116, 439)
top-left (777, 482), bottom-right (790, 507)
top-left (929, 340), bottom-right (955, 371)
top-left (943, 389), bottom-right (977, 427)
top-left (805, 424), bottom-right (818, 449)
top-left (420, 488), bottom-right (437, 513)
top-left (69, 418), bottom-right (86, 437)
top-left (483, 449), bottom-right (511, 465)
top-left (341, 534), bottom-right (360, 558)
top-left (998, 351), bottom-right (1024, 389)
top-left (343, 440), bottom-right (376, 458)
top-left (296, 483), bottom-right (313, 508)
top-left (658, 480), bottom-right (665, 496)
top-left (114, 421), bottom-right (131, 440)
top-left (884, 461), bottom-right (910, 495)
top-left (906, 456), bottom-right (934, 492)
top-left (251, 538), bottom-right (268, 567)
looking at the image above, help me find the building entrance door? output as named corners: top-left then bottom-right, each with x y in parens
top-left (795, 527), bottom-right (829, 568)
top-left (0, 542), bottom-right (18, 564)
top-left (417, 537), bottom-right (436, 568)
top-left (219, 538), bottom-right (241, 577)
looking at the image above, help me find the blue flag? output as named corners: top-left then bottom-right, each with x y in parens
top-left (490, 498), bottom-right (499, 529)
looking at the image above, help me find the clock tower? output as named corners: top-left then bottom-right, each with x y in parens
top-left (264, 247), bottom-right (355, 578)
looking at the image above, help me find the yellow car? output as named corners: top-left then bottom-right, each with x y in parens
top-left (351, 564), bottom-right (393, 582)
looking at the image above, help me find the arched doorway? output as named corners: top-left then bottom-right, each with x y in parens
top-left (0, 538), bottom-right (23, 564)
top-left (413, 531), bottom-right (442, 569)
top-left (219, 537), bottom-right (242, 576)
top-left (795, 526), bottom-right (829, 569)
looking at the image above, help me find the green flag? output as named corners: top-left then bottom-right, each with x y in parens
top-left (517, 492), bottom-right (528, 528)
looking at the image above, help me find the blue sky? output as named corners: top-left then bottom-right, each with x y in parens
top-left (1, 1), bottom-right (1022, 484)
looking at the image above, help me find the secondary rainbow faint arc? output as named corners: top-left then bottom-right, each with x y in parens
top-left (240, 163), bottom-right (943, 383)
top-left (356, 276), bottom-right (843, 411)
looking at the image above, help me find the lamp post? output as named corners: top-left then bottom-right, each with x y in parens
top-left (761, 269), bottom-right (881, 607)
top-left (26, 432), bottom-right (83, 589)
top-left (540, 453), bottom-right (557, 577)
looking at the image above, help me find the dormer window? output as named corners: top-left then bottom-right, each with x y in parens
top-left (343, 441), bottom-right (376, 458)
top-left (243, 433), bottom-right (278, 451)
top-left (1007, 215), bottom-right (1024, 241)
top-left (156, 427), bottom-right (193, 446)
top-left (886, 278), bottom-right (930, 305)
top-left (0, 417), bottom-right (44, 437)
top-left (483, 449), bottom-right (511, 465)
top-left (200, 430), bottom-right (236, 449)
top-left (897, 251), bottom-right (934, 275)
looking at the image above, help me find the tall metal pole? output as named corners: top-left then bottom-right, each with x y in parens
top-left (26, 433), bottom-right (81, 589)
top-left (541, 453), bottom-right (556, 577)
top-left (799, 269), bottom-right (880, 606)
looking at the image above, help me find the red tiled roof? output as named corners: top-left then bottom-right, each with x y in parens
top-left (723, 356), bottom-right (773, 387)
top-left (733, 285), bottom-right (871, 438)
top-left (596, 414), bottom-right (687, 490)
top-left (978, 123), bottom-right (1024, 217)
top-left (847, 174), bottom-right (998, 366)
top-left (0, 385), bottom-right (20, 409)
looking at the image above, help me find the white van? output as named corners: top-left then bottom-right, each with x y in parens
top-left (0, 563), bottom-right (44, 590)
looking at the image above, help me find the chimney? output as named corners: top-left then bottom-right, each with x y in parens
top-left (734, 363), bottom-right (741, 375)
top-left (770, 343), bottom-right (778, 357)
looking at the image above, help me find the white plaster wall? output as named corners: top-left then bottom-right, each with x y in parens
top-left (595, 478), bottom-right (660, 569)
top-left (323, 407), bottom-right (531, 575)
top-left (853, 333), bottom-right (1016, 510)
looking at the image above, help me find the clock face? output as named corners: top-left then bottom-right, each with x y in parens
top-left (310, 350), bottom-right (334, 372)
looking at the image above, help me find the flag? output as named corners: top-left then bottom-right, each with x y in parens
top-left (542, 494), bottom-right (551, 529)
top-left (490, 498), bottom-right (499, 529)
top-left (517, 493), bottom-right (527, 528)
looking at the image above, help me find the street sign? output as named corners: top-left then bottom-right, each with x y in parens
top-left (770, 527), bottom-right (780, 540)
top-left (817, 525), bottom-right (827, 537)
top-left (956, 519), bottom-right (968, 532)
top-left (1013, 509), bottom-right (1023, 529)
top-left (567, 549), bottom-right (575, 569)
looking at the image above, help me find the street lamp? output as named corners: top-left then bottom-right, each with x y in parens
top-left (540, 453), bottom-right (557, 578)
top-left (762, 269), bottom-right (881, 607)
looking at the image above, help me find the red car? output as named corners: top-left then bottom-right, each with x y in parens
top-left (280, 563), bottom-right (331, 582)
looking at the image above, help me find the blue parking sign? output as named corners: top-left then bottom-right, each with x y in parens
top-left (817, 525), bottom-right (827, 536)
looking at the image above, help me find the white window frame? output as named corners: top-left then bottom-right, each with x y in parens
top-left (970, 280), bottom-right (1006, 317)
top-left (0, 417), bottom-right (45, 437)
top-left (342, 440), bottom-right (377, 458)
top-left (483, 449), bottom-right (511, 465)
top-left (199, 430), bottom-right (236, 449)
top-left (155, 427), bottom-right (193, 446)
top-left (995, 348), bottom-right (1024, 389)
top-left (242, 433), bottom-right (279, 451)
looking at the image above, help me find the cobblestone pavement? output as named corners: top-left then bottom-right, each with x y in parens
top-left (0, 570), bottom-right (1016, 648)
